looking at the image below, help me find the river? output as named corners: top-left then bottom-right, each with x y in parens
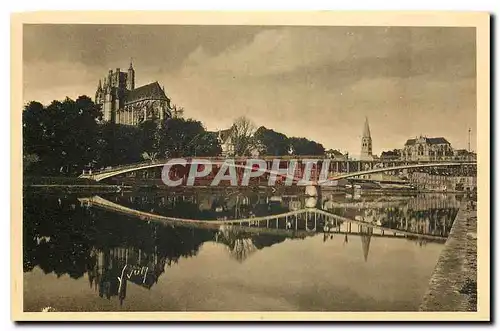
top-left (22, 189), bottom-right (462, 312)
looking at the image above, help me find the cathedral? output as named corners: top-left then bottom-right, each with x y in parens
top-left (94, 62), bottom-right (173, 125)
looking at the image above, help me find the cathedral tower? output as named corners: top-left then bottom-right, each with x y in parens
top-left (360, 117), bottom-right (373, 161)
top-left (95, 79), bottom-right (102, 104)
top-left (94, 61), bottom-right (172, 126)
top-left (127, 61), bottom-right (135, 90)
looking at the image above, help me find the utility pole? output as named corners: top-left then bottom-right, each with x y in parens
top-left (468, 128), bottom-right (471, 152)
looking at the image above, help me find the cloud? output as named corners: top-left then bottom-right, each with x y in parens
top-left (180, 27), bottom-right (391, 79)
top-left (161, 27), bottom-right (476, 154)
top-left (22, 25), bottom-right (477, 154)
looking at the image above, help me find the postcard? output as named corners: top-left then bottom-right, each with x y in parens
top-left (11, 11), bottom-right (490, 321)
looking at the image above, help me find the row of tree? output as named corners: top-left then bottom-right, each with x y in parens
top-left (22, 95), bottom-right (326, 176)
top-left (227, 118), bottom-right (325, 157)
top-left (23, 96), bottom-right (221, 176)
top-left (254, 126), bottom-right (325, 156)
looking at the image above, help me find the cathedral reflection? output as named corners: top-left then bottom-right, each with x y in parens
top-left (86, 247), bottom-right (166, 305)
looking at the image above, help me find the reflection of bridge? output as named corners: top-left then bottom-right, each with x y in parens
top-left (79, 195), bottom-right (448, 242)
top-left (322, 194), bottom-right (460, 211)
top-left (79, 157), bottom-right (476, 183)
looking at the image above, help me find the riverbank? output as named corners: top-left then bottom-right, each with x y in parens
top-left (419, 199), bottom-right (477, 312)
top-left (23, 176), bottom-right (130, 193)
top-left (24, 175), bottom-right (471, 196)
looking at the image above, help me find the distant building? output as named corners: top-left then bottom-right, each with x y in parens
top-left (94, 61), bottom-right (173, 125)
top-left (401, 136), bottom-right (454, 161)
top-left (359, 117), bottom-right (374, 161)
top-left (380, 149), bottom-right (402, 161)
top-left (453, 149), bottom-right (477, 161)
top-left (217, 128), bottom-right (235, 157)
top-left (217, 128), bottom-right (261, 157)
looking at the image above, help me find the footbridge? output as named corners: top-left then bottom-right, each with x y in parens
top-left (79, 157), bottom-right (476, 184)
top-left (322, 162), bottom-right (476, 183)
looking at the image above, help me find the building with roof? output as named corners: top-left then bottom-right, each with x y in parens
top-left (94, 62), bottom-right (173, 125)
top-left (325, 149), bottom-right (347, 160)
top-left (453, 149), bottom-right (477, 161)
top-left (217, 127), bottom-right (261, 157)
top-left (401, 135), bottom-right (454, 161)
top-left (360, 117), bottom-right (374, 161)
top-left (380, 149), bottom-right (402, 161)
top-left (217, 128), bottom-right (236, 157)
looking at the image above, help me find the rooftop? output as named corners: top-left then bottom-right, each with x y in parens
top-left (125, 82), bottom-right (169, 104)
top-left (405, 137), bottom-right (450, 146)
top-left (217, 128), bottom-right (233, 143)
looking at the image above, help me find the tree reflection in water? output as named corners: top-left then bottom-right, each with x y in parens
top-left (23, 193), bottom-right (215, 304)
top-left (215, 225), bottom-right (287, 262)
top-left (23, 190), bottom-right (460, 305)
top-left (23, 192), bottom-right (290, 304)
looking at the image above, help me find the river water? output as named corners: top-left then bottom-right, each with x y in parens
top-left (23, 189), bottom-right (462, 312)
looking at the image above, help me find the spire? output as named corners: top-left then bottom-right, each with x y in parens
top-left (363, 117), bottom-right (371, 138)
top-left (127, 59), bottom-right (135, 90)
top-left (360, 226), bottom-right (372, 262)
top-left (97, 79), bottom-right (102, 91)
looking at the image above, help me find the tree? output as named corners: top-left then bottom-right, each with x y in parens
top-left (138, 120), bottom-right (160, 161)
top-left (22, 96), bottom-right (102, 175)
top-left (229, 116), bottom-right (256, 156)
top-left (288, 137), bottom-right (325, 156)
top-left (158, 118), bottom-right (221, 157)
top-left (96, 122), bottom-right (143, 167)
top-left (192, 132), bottom-right (222, 157)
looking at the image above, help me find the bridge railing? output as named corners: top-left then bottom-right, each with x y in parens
top-left (81, 159), bottom-right (167, 176)
top-left (83, 157), bottom-right (477, 177)
top-left (83, 156), bottom-right (335, 175)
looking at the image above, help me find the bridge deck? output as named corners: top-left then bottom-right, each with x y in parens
top-left (80, 158), bottom-right (476, 183)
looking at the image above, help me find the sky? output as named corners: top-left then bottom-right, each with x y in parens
top-left (23, 25), bottom-right (477, 155)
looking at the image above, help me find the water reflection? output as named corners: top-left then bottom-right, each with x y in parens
top-left (101, 190), bottom-right (459, 238)
top-left (23, 190), bottom-right (461, 311)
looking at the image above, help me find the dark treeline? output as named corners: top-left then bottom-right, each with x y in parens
top-left (22, 193), bottom-right (216, 278)
top-left (23, 193), bottom-right (290, 278)
top-left (254, 126), bottom-right (325, 156)
top-left (23, 96), bottom-right (221, 176)
top-left (23, 96), bottom-right (326, 177)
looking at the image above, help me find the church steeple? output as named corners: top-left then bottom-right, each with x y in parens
top-left (363, 116), bottom-right (371, 138)
top-left (360, 117), bottom-right (373, 161)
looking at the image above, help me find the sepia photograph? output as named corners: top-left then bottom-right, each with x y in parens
top-left (11, 11), bottom-right (490, 321)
